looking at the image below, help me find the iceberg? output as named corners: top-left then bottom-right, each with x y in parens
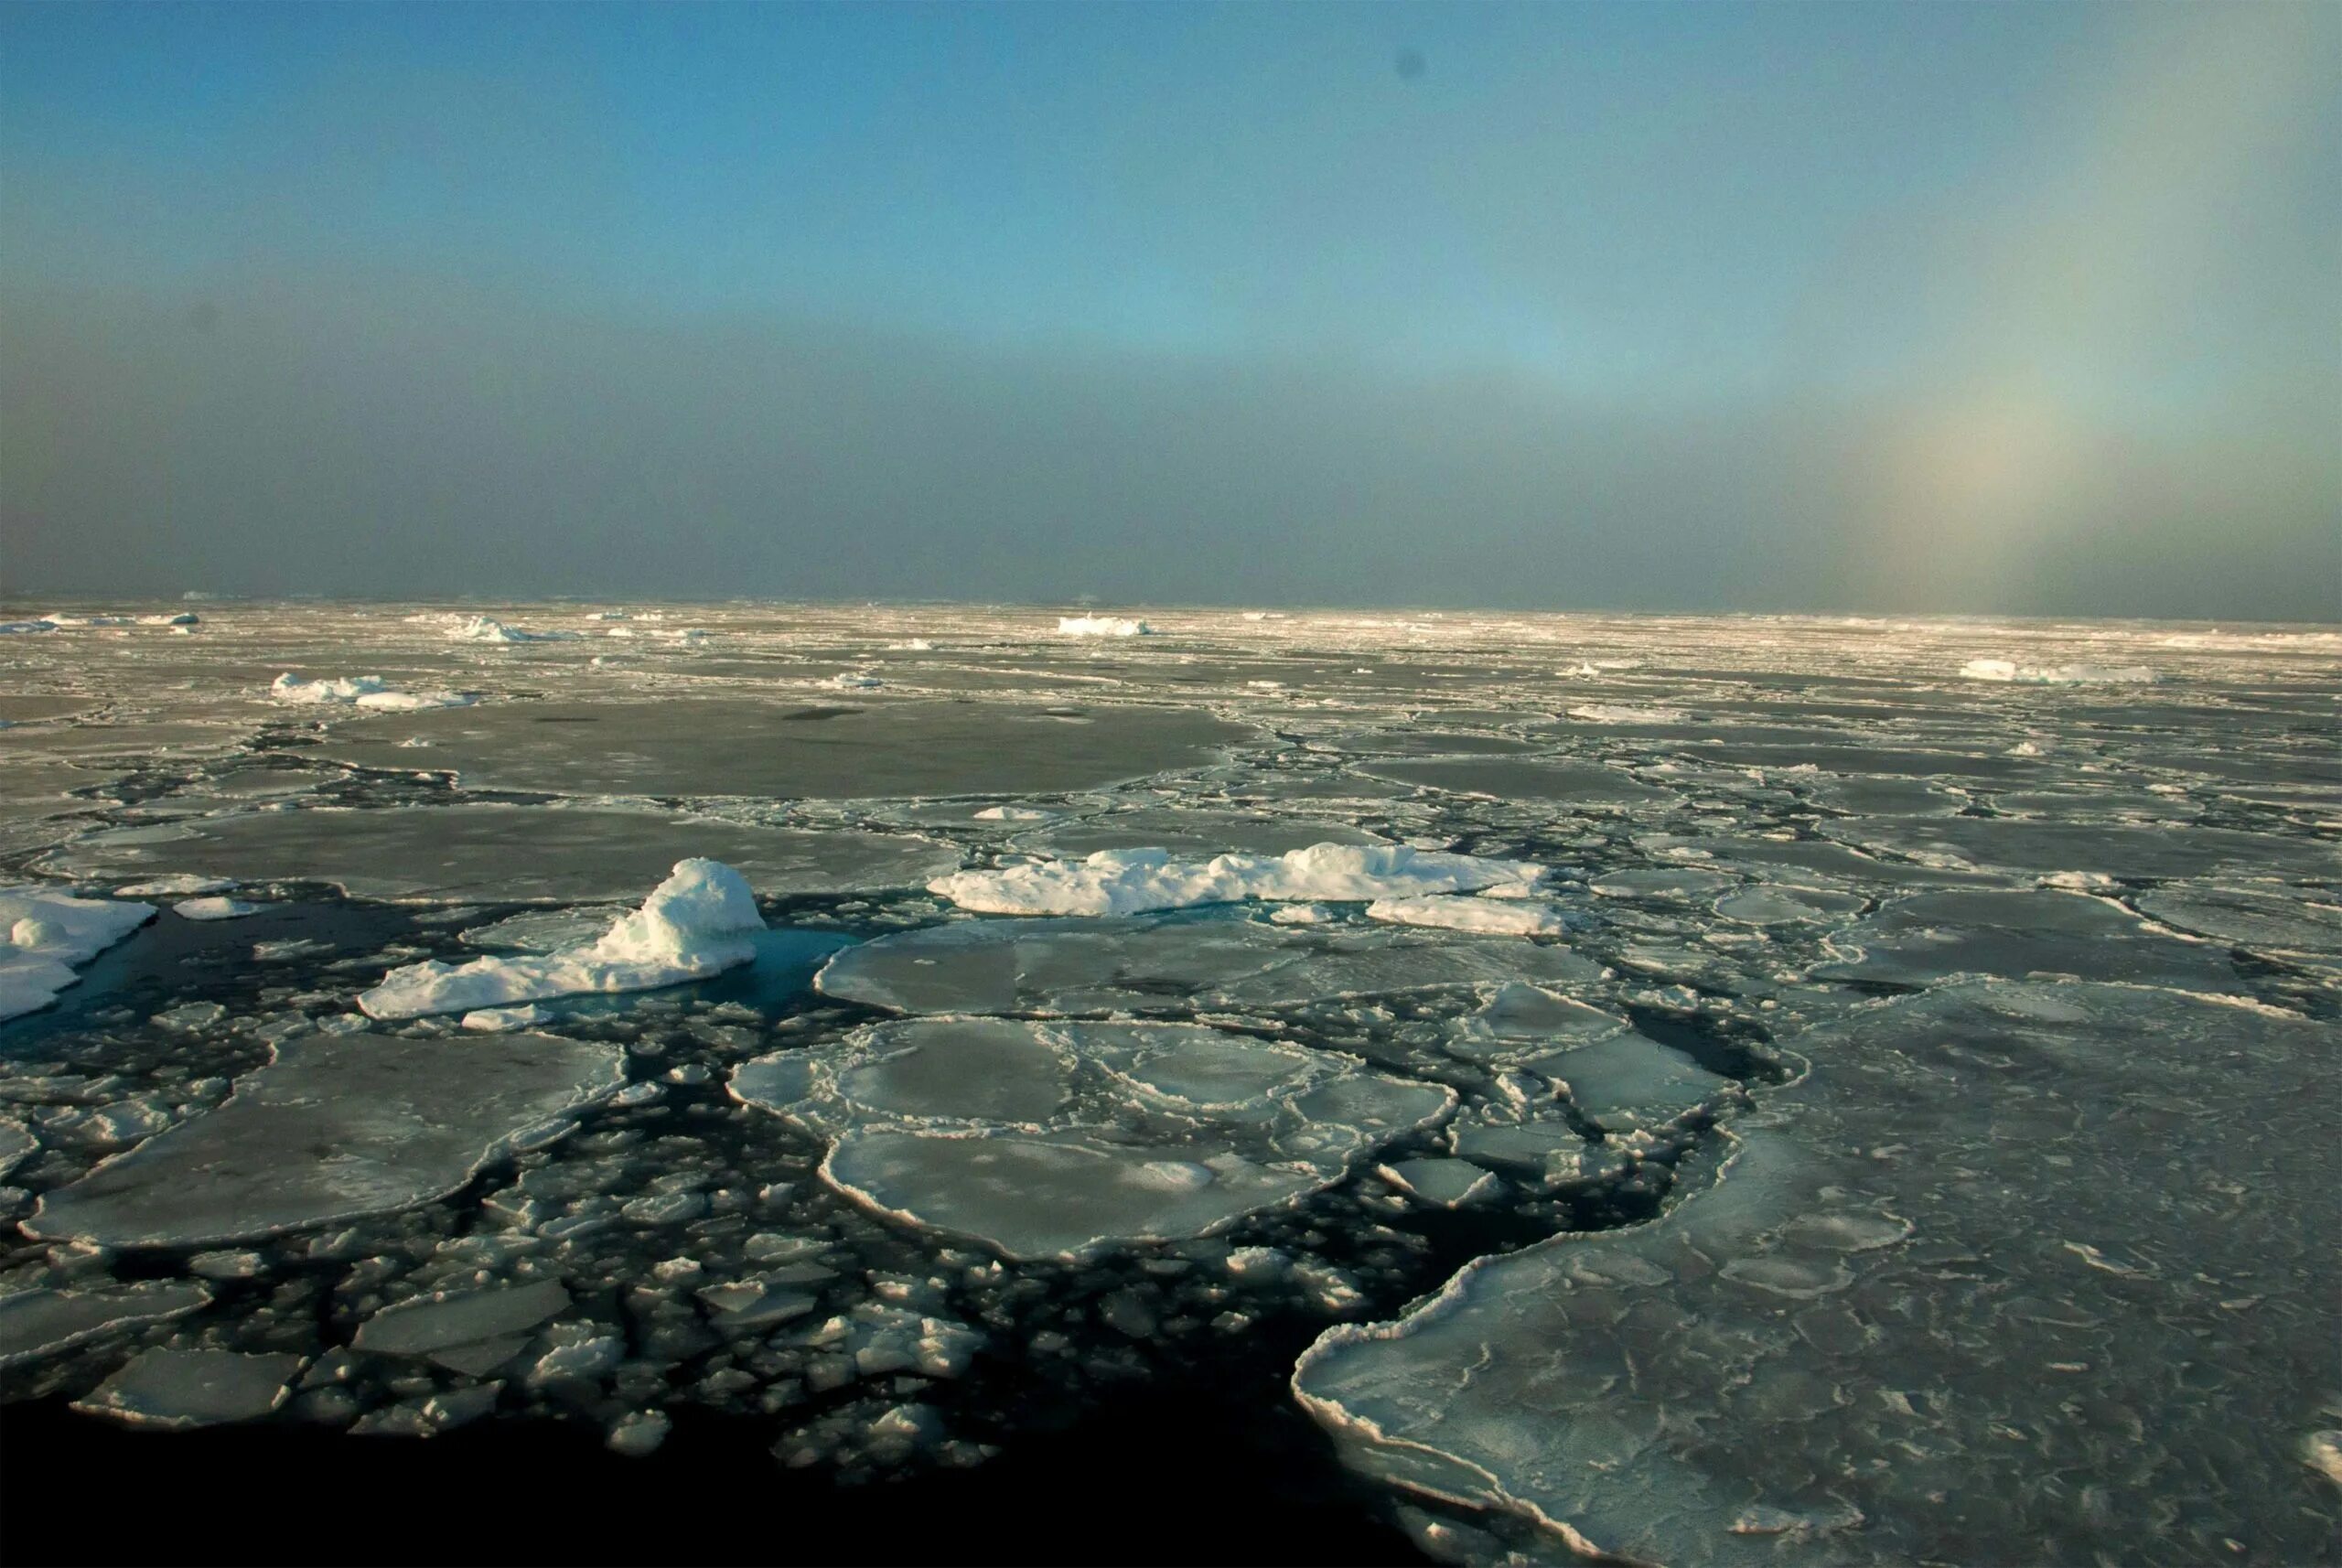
top-left (928, 843), bottom-right (1545, 917)
top-left (0, 886), bottom-right (156, 1021)
top-left (1057, 615), bottom-right (1152, 637)
top-left (359, 858), bottom-right (765, 1018)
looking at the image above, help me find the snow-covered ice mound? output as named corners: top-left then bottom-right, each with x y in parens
top-left (1959, 658), bottom-right (2155, 684)
top-left (360, 858), bottom-right (764, 1018)
top-left (267, 673), bottom-right (474, 711)
top-left (444, 615), bottom-right (579, 643)
top-left (28, 1031), bottom-right (625, 1248)
top-left (816, 914), bottom-right (1601, 1015)
top-left (1056, 616), bottom-right (1151, 637)
top-left (1295, 981), bottom-right (2340, 1566)
top-left (929, 843), bottom-right (1544, 917)
top-left (0, 886), bottom-right (156, 1021)
top-left (732, 1015), bottom-right (1454, 1261)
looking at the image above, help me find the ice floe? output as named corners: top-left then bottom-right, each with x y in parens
top-left (28, 1031), bottom-right (624, 1247)
top-left (733, 1015), bottom-right (1454, 1260)
top-left (1364, 896), bottom-right (1568, 936)
top-left (359, 858), bottom-right (764, 1018)
top-left (1958, 658), bottom-right (2156, 683)
top-left (1056, 616), bottom-right (1152, 637)
top-left (74, 1348), bottom-right (305, 1428)
top-left (0, 886), bottom-right (155, 1021)
top-left (928, 843), bottom-right (1544, 917)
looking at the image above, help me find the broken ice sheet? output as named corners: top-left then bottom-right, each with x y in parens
top-left (732, 1015), bottom-right (1454, 1260)
top-left (1812, 887), bottom-right (2247, 990)
top-left (311, 697), bottom-right (1252, 798)
top-left (1295, 981), bottom-right (2342, 1566)
top-left (28, 1032), bottom-right (624, 1247)
top-left (0, 1283), bottom-right (211, 1369)
top-left (42, 804), bottom-right (962, 904)
top-left (815, 912), bottom-right (1600, 1016)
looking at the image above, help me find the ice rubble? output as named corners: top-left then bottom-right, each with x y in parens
top-left (928, 843), bottom-right (1545, 917)
top-left (0, 886), bottom-right (155, 1021)
top-left (360, 858), bottom-right (764, 1019)
top-left (267, 672), bottom-right (474, 711)
top-left (28, 1032), bottom-right (625, 1247)
top-left (1056, 616), bottom-right (1152, 637)
top-left (1295, 982), bottom-right (2340, 1566)
top-left (732, 1015), bottom-right (1454, 1260)
top-left (1958, 658), bottom-right (2155, 684)
top-left (816, 914), bottom-right (1602, 1015)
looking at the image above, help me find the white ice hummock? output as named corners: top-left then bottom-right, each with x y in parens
top-left (358, 858), bottom-right (764, 1019)
top-left (1365, 896), bottom-right (1568, 936)
top-left (1957, 659), bottom-right (2154, 684)
top-left (268, 673), bottom-right (474, 711)
top-left (1056, 616), bottom-right (1152, 638)
top-left (928, 843), bottom-right (1544, 917)
top-left (1, 887), bottom-right (156, 1022)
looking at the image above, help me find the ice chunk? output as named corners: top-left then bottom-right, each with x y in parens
top-left (1056, 616), bottom-right (1152, 637)
top-left (1526, 1033), bottom-right (1731, 1133)
top-left (354, 1278), bottom-right (573, 1357)
top-left (73, 1348), bottom-right (305, 1428)
top-left (929, 843), bottom-right (1544, 917)
top-left (0, 1283), bottom-right (211, 1368)
top-left (1378, 1157), bottom-right (1500, 1208)
top-left (445, 615), bottom-right (579, 643)
top-left (1297, 982), bottom-right (2340, 1566)
top-left (173, 895), bottom-right (261, 920)
top-left (359, 858), bottom-right (763, 1018)
top-left (28, 1032), bottom-right (624, 1247)
top-left (0, 886), bottom-right (156, 1021)
top-left (1365, 896), bottom-right (1567, 936)
top-left (115, 875), bottom-right (235, 897)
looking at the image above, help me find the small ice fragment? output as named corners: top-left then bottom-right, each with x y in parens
top-left (174, 896), bottom-right (260, 921)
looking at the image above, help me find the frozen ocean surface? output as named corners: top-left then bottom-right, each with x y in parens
top-left (0, 600), bottom-right (2336, 1564)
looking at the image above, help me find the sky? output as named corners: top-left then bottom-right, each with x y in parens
top-left (2, 1), bottom-right (2336, 617)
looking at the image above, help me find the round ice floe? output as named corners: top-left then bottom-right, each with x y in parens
top-left (732, 1015), bottom-right (1454, 1261)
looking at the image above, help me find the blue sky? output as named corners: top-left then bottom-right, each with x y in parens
top-left (4, 2), bottom-right (2335, 612)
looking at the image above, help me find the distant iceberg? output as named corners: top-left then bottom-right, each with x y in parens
top-left (1057, 616), bottom-right (1152, 638)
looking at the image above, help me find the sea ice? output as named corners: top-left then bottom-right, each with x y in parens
top-left (46, 804), bottom-right (962, 903)
top-left (1295, 981), bottom-right (2340, 1566)
top-left (28, 1032), bottom-right (625, 1247)
top-left (734, 1015), bottom-right (1453, 1260)
top-left (1056, 616), bottom-right (1152, 637)
top-left (359, 858), bottom-right (764, 1018)
top-left (173, 895), bottom-right (261, 920)
top-left (73, 1348), bottom-right (306, 1428)
top-left (1958, 658), bottom-right (2155, 684)
top-left (816, 913), bottom-right (1601, 1016)
top-left (0, 886), bottom-right (156, 1021)
top-left (929, 843), bottom-right (1544, 917)
top-left (0, 1283), bottom-right (213, 1368)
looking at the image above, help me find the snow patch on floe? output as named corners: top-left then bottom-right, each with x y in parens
top-left (928, 843), bottom-right (1545, 917)
top-left (1366, 896), bottom-right (1568, 936)
top-left (358, 858), bottom-right (764, 1019)
top-left (1, 887), bottom-right (156, 1021)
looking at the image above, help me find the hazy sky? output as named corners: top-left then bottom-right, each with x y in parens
top-left (4, 2), bottom-right (2335, 616)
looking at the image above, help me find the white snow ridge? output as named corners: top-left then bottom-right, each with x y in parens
top-left (927, 843), bottom-right (1545, 917)
top-left (269, 673), bottom-right (475, 711)
top-left (358, 858), bottom-right (765, 1019)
